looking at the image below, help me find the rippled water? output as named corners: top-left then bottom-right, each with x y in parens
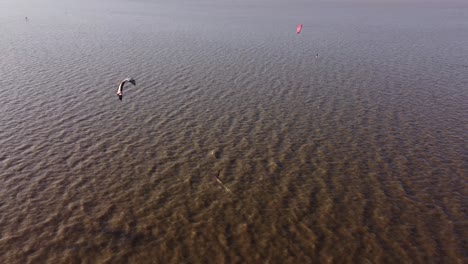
top-left (1, 0), bottom-right (467, 263)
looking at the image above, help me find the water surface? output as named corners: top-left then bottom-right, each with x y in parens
top-left (0, 0), bottom-right (467, 263)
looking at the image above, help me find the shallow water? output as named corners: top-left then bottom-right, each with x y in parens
top-left (1, 0), bottom-right (467, 263)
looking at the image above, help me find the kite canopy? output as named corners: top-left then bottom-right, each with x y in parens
top-left (117, 78), bottom-right (136, 101)
top-left (296, 24), bottom-right (303, 34)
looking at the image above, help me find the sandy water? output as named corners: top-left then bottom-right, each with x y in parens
top-left (0, 0), bottom-right (467, 263)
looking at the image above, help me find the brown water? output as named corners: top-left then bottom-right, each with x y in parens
top-left (1, 0), bottom-right (467, 263)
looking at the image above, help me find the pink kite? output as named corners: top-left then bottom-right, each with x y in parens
top-left (296, 24), bottom-right (303, 34)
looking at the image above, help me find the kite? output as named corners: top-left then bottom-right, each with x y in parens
top-left (117, 78), bottom-right (136, 101)
top-left (296, 24), bottom-right (303, 34)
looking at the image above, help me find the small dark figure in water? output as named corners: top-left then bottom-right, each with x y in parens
top-left (25, 16), bottom-right (28, 21)
top-left (316, 53), bottom-right (319, 58)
